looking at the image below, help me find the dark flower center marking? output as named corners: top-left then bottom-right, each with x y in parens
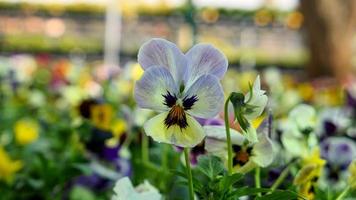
top-left (182, 95), bottom-right (199, 110)
top-left (164, 105), bottom-right (188, 129)
top-left (232, 145), bottom-right (253, 166)
top-left (162, 91), bottom-right (177, 108)
top-left (162, 91), bottom-right (199, 129)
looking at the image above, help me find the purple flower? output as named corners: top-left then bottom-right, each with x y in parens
top-left (321, 137), bottom-right (356, 181)
top-left (134, 38), bottom-right (227, 147)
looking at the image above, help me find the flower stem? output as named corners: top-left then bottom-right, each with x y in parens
top-left (162, 144), bottom-right (168, 170)
top-left (270, 160), bottom-right (295, 191)
top-left (142, 133), bottom-right (149, 164)
top-left (255, 167), bottom-right (261, 197)
top-left (335, 186), bottom-right (350, 200)
top-left (224, 94), bottom-right (233, 175)
top-left (184, 148), bottom-right (195, 200)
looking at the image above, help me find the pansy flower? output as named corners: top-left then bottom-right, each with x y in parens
top-left (320, 137), bottom-right (356, 189)
top-left (14, 119), bottom-right (39, 145)
top-left (294, 149), bottom-right (326, 200)
top-left (90, 104), bottom-right (114, 131)
top-left (0, 147), bottom-right (23, 183)
top-left (280, 104), bottom-right (318, 157)
top-left (204, 123), bottom-right (274, 174)
top-left (134, 38), bottom-right (227, 147)
top-left (230, 76), bottom-right (268, 143)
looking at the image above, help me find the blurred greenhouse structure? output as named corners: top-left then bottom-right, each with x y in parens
top-left (0, 0), bottom-right (308, 68)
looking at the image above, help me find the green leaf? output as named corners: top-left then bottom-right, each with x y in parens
top-left (69, 186), bottom-right (96, 200)
top-left (197, 155), bottom-right (225, 179)
top-left (256, 190), bottom-right (303, 200)
top-left (71, 163), bottom-right (92, 175)
top-left (171, 169), bottom-right (187, 178)
top-left (231, 187), bottom-right (272, 197)
top-left (220, 173), bottom-right (244, 188)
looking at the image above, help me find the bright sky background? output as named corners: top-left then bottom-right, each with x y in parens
top-left (0, 0), bottom-right (299, 11)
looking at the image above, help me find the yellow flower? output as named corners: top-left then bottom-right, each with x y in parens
top-left (348, 160), bottom-right (356, 189)
top-left (130, 63), bottom-right (144, 81)
top-left (298, 83), bottom-right (314, 102)
top-left (294, 149), bottom-right (326, 200)
top-left (0, 147), bottom-right (22, 183)
top-left (111, 119), bottom-right (127, 138)
top-left (14, 119), bottom-right (39, 145)
top-left (90, 104), bottom-right (114, 130)
top-left (106, 119), bottom-right (127, 147)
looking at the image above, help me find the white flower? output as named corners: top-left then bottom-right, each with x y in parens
top-left (204, 124), bottom-right (274, 174)
top-left (244, 75), bottom-right (268, 121)
top-left (280, 104), bottom-right (318, 157)
top-left (234, 75), bottom-right (268, 143)
top-left (112, 177), bottom-right (161, 200)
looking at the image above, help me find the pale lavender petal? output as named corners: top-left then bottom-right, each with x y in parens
top-left (134, 67), bottom-right (178, 112)
top-left (321, 137), bottom-right (356, 167)
top-left (138, 38), bottom-right (187, 85)
top-left (185, 44), bottom-right (228, 84)
top-left (184, 74), bottom-right (224, 118)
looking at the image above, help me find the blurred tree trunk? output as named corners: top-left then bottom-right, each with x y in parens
top-left (300, 0), bottom-right (356, 82)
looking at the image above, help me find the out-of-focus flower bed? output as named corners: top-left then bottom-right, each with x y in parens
top-left (0, 53), bottom-right (355, 199)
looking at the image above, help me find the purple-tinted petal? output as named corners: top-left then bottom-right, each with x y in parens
top-left (321, 137), bottom-right (356, 168)
top-left (185, 44), bottom-right (228, 84)
top-left (195, 117), bottom-right (224, 126)
top-left (138, 38), bottom-right (187, 85)
top-left (134, 67), bottom-right (178, 112)
top-left (102, 145), bottom-right (120, 161)
top-left (184, 74), bottom-right (224, 118)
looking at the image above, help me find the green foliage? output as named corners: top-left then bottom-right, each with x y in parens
top-left (176, 155), bottom-right (303, 200)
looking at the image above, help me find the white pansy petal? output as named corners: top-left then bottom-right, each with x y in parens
top-left (251, 134), bottom-right (274, 167)
top-left (204, 125), bottom-right (245, 145)
top-left (134, 67), bottom-right (178, 112)
top-left (184, 74), bottom-right (224, 118)
top-left (112, 177), bottom-right (139, 200)
top-left (205, 138), bottom-right (228, 158)
top-left (204, 125), bottom-right (245, 166)
top-left (185, 44), bottom-right (228, 83)
top-left (242, 126), bottom-right (258, 144)
top-left (138, 38), bottom-right (187, 85)
top-left (144, 113), bottom-right (205, 147)
top-left (244, 76), bottom-right (268, 120)
top-left (136, 181), bottom-right (162, 200)
top-left (253, 75), bottom-right (262, 90)
top-left (281, 134), bottom-right (308, 157)
top-left (289, 104), bottom-right (316, 129)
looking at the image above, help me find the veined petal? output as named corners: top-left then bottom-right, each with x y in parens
top-left (144, 112), bottom-right (205, 147)
top-left (134, 67), bottom-right (178, 112)
top-left (204, 125), bottom-right (245, 145)
top-left (204, 126), bottom-right (245, 167)
top-left (185, 44), bottom-right (228, 84)
top-left (184, 74), bottom-right (224, 118)
top-left (138, 38), bottom-right (187, 85)
top-left (251, 133), bottom-right (274, 167)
